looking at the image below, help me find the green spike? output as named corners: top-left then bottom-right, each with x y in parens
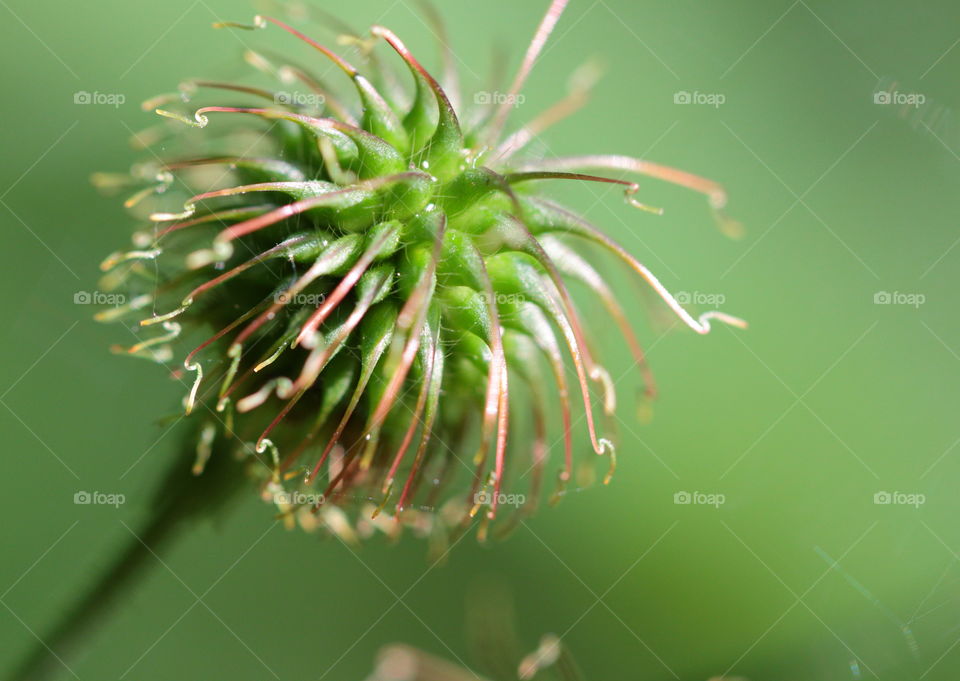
top-left (372, 26), bottom-right (464, 179)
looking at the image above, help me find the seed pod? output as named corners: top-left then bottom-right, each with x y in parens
top-left (98, 0), bottom-right (746, 540)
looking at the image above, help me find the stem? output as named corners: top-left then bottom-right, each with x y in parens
top-left (7, 427), bottom-right (245, 681)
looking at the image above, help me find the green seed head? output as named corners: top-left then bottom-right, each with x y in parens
top-left (95, 2), bottom-right (745, 543)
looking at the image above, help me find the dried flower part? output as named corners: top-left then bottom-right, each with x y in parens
top-left (97, 1), bottom-right (745, 540)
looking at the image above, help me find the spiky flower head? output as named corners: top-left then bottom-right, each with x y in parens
top-left (96, 1), bottom-right (745, 542)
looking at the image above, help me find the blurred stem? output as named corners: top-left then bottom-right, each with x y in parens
top-left (6, 426), bottom-right (246, 681)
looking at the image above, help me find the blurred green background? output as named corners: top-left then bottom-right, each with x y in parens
top-left (2, 0), bottom-right (960, 679)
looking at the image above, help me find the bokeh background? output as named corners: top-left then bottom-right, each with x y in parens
top-left (2, 0), bottom-right (960, 679)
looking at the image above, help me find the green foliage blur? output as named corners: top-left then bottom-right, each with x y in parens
top-left (2, 1), bottom-right (959, 679)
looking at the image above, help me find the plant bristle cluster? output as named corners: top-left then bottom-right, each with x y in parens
top-left (96, 2), bottom-right (745, 544)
